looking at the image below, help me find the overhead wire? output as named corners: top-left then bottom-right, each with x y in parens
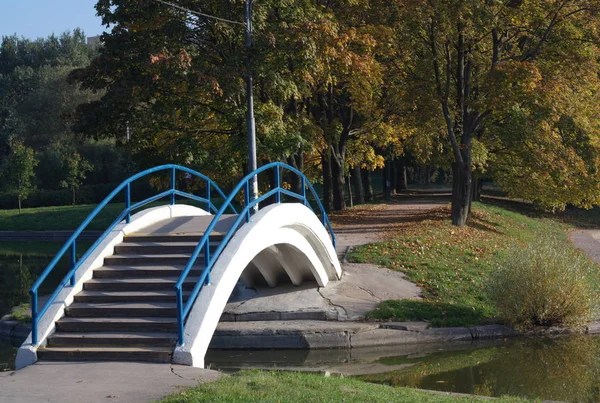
top-left (152, 0), bottom-right (246, 26)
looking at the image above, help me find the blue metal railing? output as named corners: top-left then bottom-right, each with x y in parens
top-left (174, 162), bottom-right (335, 345)
top-left (29, 164), bottom-right (236, 346)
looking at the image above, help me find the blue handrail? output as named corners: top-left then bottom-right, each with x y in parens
top-left (174, 162), bottom-right (335, 345)
top-left (29, 164), bottom-right (236, 346)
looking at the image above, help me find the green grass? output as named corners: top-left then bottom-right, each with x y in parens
top-left (0, 203), bottom-right (126, 231)
top-left (6, 303), bottom-right (31, 323)
top-left (0, 198), bottom-right (232, 231)
top-left (349, 201), bottom-right (580, 327)
top-left (159, 370), bottom-right (535, 403)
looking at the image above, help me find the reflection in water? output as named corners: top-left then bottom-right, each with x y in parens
top-left (0, 339), bottom-right (18, 371)
top-left (0, 241), bottom-right (84, 371)
top-left (363, 336), bottom-right (600, 403)
top-left (0, 242), bottom-right (90, 318)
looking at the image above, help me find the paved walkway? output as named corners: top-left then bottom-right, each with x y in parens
top-left (569, 229), bottom-right (600, 264)
top-left (0, 362), bottom-right (221, 403)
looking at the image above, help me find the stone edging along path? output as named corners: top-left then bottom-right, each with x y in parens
top-left (4, 319), bottom-right (600, 350)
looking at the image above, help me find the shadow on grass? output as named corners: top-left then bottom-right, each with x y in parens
top-left (482, 195), bottom-right (600, 229)
top-left (367, 299), bottom-right (492, 328)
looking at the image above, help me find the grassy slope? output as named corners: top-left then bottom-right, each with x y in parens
top-left (159, 370), bottom-right (534, 403)
top-left (0, 199), bottom-right (229, 231)
top-left (0, 203), bottom-right (130, 231)
top-left (349, 201), bottom-right (577, 327)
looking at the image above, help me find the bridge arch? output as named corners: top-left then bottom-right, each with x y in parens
top-left (173, 203), bottom-right (341, 367)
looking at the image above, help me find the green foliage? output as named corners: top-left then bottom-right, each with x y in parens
top-left (158, 370), bottom-right (532, 403)
top-left (8, 303), bottom-right (31, 323)
top-left (0, 30), bottom-right (99, 158)
top-left (489, 236), bottom-right (600, 328)
top-left (59, 151), bottom-right (93, 205)
top-left (350, 201), bottom-right (582, 327)
top-left (0, 142), bottom-right (38, 212)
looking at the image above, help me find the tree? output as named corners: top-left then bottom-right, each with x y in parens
top-left (1, 142), bottom-right (38, 212)
top-left (386, 0), bottom-right (600, 225)
top-left (0, 30), bottom-right (100, 169)
top-left (71, 1), bottom-right (402, 210)
top-left (60, 151), bottom-right (93, 205)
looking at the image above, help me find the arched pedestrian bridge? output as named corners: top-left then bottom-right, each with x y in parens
top-left (16, 163), bottom-right (341, 369)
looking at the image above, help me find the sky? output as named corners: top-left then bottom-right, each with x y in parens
top-left (0, 0), bottom-right (105, 40)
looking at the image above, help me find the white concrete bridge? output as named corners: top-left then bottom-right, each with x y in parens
top-left (16, 163), bottom-right (340, 369)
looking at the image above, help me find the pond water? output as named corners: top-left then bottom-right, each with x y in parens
top-left (357, 336), bottom-right (600, 402)
top-left (206, 336), bottom-right (600, 403)
top-left (0, 241), bottom-right (90, 370)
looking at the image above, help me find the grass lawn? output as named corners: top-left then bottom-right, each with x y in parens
top-left (159, 370), bottom-right (534, 403)
top-left (0, 198), bottom-right (232, 231)
top-left (349, 200), bottom-right (586, 327)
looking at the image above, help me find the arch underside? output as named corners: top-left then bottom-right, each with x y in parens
top-left (240, 242), bottom-right (328, 288)
top-left (173, 203), bottom-right (342, 368)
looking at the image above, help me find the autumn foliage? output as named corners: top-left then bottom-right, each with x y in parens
top-left (71, 0), bottom-right (600, 223)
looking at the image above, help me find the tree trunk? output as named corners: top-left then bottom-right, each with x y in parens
top-left (472, 175), bottom-right (483, 202)
top-left (362, 169), bottom-right (373, 202)
top-left (383, 160), bottom-right (392, 200)
top-left (347, 175), bottom-right (353, 207)
top-left (451, 162), bottom-right (472, 227)
top-left (72, 188), bottom-right (76, 206)
top-left (331, 157), bottom-right (346, 211)
top-left (18, 197), bottom-right (21, 214)
top-left (262, 159), bottom-right (277, 206)
top-left (352, 165), bottom-right (365, 204)
top-left (321, 153), bottom-right (333, 213)
top-left (395, 158), bottom-right (408, 192)
top-left (287, 153), bottom-right (304, 195)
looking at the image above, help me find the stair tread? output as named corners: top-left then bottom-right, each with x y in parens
top-left (50, 332), bottom-right (177, 339)
top-left (68, 302), bottom-right (177, 309)
top-left (98, 264), bottom-right (202, 270)
top-left (118, 241), bottom-right (219, 247)
top-left (107, 254), bottom-right (197, 258)
top-left (76, 290), bottom-right (187, 297)
top-left (39, 346), bottom-right (173, 352)
top-left (58, 317), bottom-right (177, 323)
top-left (85, 277), bottom-right (199, 283)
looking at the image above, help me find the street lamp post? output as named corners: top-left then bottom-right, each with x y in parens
top-left (244, 0), bottom-right (258, 212)
top-left (155, 0), bottom-right (259, 210)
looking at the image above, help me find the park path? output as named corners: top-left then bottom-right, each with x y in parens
top-left (331, 191), bottom-right (452, 253)
top-left (569, 230), bottom-right (600, 265)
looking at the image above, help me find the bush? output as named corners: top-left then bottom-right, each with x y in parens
top-left (489, 236), bottom-right (600, 329)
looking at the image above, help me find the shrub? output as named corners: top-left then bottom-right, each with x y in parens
top-left (489, 235), bottom-right (600, 328)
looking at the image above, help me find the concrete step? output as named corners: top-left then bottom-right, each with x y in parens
top-left (37, 346), bottom-right (173, 363)
top-left (124, 234), bottom-right (225, 243)
top-left (93, 265), bottom-right (204, 279)
top-left (56, 317), bottom-right (178, 333)
top-left (74, 290), bottom-right (191, 303)
top-left (114, 241), bottom-right (220, 255)
top-left (104, 254), bottom-right (203, 266)
top-left (83, 277), bottom-right (200, 291)
top-left (48, 332), bottom-right (177, 347)
top-left (66, 302), bottom-right (177, 317)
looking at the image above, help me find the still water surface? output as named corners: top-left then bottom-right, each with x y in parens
top-left (0, 241), bottom-right (89, 371)
top-left (360, 336), bottom-right (600, 403)
top-left (2, 243), bottom-right (600, 402)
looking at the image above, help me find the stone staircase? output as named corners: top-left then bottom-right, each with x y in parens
top-left (36, 232), bottom-right (223, 363)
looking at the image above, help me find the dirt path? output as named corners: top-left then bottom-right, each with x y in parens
top-left (569, 230), bottom-right (600, 265)
top-left (330, 192), bottom-right (451, 254)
